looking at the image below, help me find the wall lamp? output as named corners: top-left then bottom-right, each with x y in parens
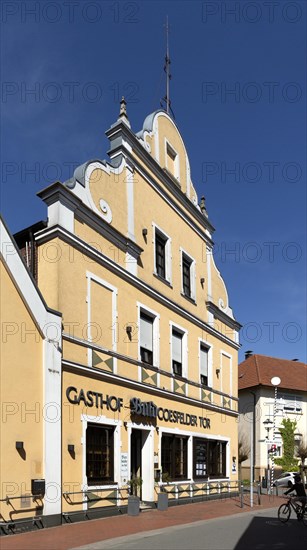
top-left (126, 325), bottom-right (133, 340)
top-left (216, 368), bottom-right (220, 377)
top-left (200, 277), bottom-right (205, 287)
top-left (16, 441), bottom-right (24, 450)
top-left (142, 228), bottom-right (148, 237)
top-left (68, 444), bottom-right (75, 453)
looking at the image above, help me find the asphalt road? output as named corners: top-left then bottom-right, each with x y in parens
top-left (73, 508), bottom-right (307, 550)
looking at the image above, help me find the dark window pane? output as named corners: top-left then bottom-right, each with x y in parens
top-left (161, 435), bottom-right (188, 481)
top-left (140, 347), bottom-right (153, 365)
top-left (155, 233), bottom-right (166, 279)
top-left (173, 360), bottom-right (182, 376)
top-left (86, 424), bottom-right (114, 485)
top-left (182, 256), bottom-right (191, 297)
top-left (194, 439), bottom-right (208, 478)
top-left (205, 440), bottom-right (226, 478)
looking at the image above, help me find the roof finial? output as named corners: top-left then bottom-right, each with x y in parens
top-left (160, 17), bottom-right (175, 119)
top-left (118, 96), bottom-right (130, 128)
top-left (165, 16), bottom-right (170, 115)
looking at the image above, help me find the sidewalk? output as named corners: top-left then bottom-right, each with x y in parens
top-left (1, 494), bottom-right (283, 550)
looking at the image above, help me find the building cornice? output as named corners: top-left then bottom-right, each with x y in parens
top-left (62, 359), bottom-right (239, 418)
top-left (37, 182), bottom-right (143, 259)
top-left (206, 301), bottom-right (242, 331)
top-left (35, 225), bottom-right (240, 351)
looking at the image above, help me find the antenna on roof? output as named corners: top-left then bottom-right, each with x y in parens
top-left (160, 16), bottom-right (175, 119)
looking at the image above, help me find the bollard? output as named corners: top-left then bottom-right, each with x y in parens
top-left (157, 492), bottom-right (168, 511)
top-left (127, 495), bottom-right (140, 516)
top-left (257, 483), bottom-right (261, 505)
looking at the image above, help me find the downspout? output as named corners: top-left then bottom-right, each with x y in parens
top-left (30, 229), bottom-right (35, 279)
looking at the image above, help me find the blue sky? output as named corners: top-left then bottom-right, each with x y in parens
top-left (1, 1), bottom-right (306, 363)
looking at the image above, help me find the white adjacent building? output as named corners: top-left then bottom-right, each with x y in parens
top-left (238, 353), bottom-right (307, 480)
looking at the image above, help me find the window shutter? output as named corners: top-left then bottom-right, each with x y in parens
top-left (172, 330), bottom-right (182, 362)
top-left (140, 313), bottom-right (153, 351)
top-left (200, 345), bottom-right (208, 376)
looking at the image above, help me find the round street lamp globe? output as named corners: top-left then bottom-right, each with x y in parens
top-left (271, 376), bottom-right (281, 386)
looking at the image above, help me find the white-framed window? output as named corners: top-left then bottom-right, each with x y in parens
top-left (170, 323), bottom-right (188, 378)
top-left (82, 415), bottom-right (120, 490)
top-left (279, 394), bottom-right (302, 414)
top-left (180, 248), bottom-right (196, 301)
top-left (153, 224), bottom-right (172, 283)
top-left (165, 140), bottom-right (180, 182)
top-left (138, 303), bottom-right (160, 368)
top-left (199, 339), bottom-right (212, 388)
top-left (200, 344), bottom-right (208, 386)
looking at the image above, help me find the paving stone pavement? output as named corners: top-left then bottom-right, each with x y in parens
top-left (1, 493), bottom-right (283, 550)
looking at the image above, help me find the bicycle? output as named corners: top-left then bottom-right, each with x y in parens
top-left (278, 497), bottom-right (307, 525)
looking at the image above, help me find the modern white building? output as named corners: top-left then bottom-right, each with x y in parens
top-left (238, 353), bottom-right (307, 480)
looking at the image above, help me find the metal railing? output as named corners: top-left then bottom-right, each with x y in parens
top-left (157, 480), bottom-right (240, 502)
top-left (63, 332), bottom-right (239, 414)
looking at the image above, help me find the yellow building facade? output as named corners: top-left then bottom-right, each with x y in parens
top-left (1, 104), bottom-right (241, 530)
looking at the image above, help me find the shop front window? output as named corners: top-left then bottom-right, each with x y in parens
top-left (161, 434), bottom-right (188, 481)
top-left (86, 423), bottom-right (114, 485)
top-left (193, 438), bottom-right (227, 479)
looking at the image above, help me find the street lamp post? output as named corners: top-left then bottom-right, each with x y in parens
top-left (270, 376), bottom-right (281, 492)
top-left (263, 418), bottom-right (273, 491)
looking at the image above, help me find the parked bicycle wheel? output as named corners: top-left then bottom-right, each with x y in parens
top-left (278, 503), bottom-right (291, 523)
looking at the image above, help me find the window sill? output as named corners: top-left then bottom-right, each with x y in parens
top-left (87, 482), bottom-right (118, 488)
top-left (173, 373), bottom-right (188, 383)
top-left (181, 292), bottom-right (196, 305)
top-left (161, 479), bottom-right (191, 484)
top-left (153, 272), bottom-right (173, 288)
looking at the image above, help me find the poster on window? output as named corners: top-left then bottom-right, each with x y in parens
top-left (120, 452), bottom-right (128, 483)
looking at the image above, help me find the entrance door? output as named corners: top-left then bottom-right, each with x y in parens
top-left (131, 429), bottom-right (142, 498)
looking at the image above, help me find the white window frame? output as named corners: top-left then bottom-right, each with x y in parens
top-left (81, 414), bottom-right (121, 509)
top-left (165, 139), bottom-right (180, 182)
top-left (279, 394), bottom-right (302, 414)
top-left (137, 302), bottom-right (160, 369)
top-left (153, 223), bottom-right (172, 284)
top-left (170, 321), bottom-right (188, 379)
top-left (198, 338), bottom-right (213, 388)
top-left (160, 427), bottom-right (230, 483)
top-left (180, 247), bottom-right (196, 302)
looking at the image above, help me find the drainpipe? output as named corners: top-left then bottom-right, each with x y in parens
top-left (30, 229), bottom-right (35, 278)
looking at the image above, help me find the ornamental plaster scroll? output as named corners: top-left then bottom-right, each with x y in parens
top-left (72, 159), bottom-right (125, 224)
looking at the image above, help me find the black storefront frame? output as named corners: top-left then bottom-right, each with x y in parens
top-left (161, 433), bottom-right (188, 481)
top-left (86, 423), bottom-right (115, 485)
top-left (193, 437), bottom-right (227, 480)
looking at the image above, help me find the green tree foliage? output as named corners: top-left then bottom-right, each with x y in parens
top-left (275, 418), bottom-right (299, 472)
top-left (238, 434), bottom-right (250, 481)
